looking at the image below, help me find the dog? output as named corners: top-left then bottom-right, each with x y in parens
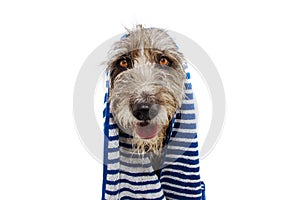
top-left (107, 25), bottom-right (186, 177)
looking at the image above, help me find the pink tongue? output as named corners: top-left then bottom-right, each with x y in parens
top-left (136, 123), bottom-right (158, 139)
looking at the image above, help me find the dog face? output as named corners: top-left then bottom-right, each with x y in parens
top-left (107, 26), bottom-right (186, 154)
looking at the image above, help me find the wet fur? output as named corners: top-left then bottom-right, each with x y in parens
top-left (107, 26), bottom-right (186, 167)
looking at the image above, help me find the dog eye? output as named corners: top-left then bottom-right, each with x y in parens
top-left (159, 56), bottom-right (170, 66)
top-left (119, 58), bottom-right (129, 68)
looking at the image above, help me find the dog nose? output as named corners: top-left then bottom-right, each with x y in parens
top-left (132, 103), bottom-right (159, 121)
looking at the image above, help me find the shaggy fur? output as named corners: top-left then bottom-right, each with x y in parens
top-left (107, 25), bottom-right (186, 159)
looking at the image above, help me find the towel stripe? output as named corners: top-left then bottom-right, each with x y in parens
top-left (174, 122), bottom-right (197, 129)
top-left (181, 103), bottom-right (195, 110)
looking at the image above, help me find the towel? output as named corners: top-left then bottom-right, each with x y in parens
top-left (101, 65), bottom-right (206, 200)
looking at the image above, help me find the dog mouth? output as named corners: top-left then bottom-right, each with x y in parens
top-left (135, 122), bottom-right (158, 139)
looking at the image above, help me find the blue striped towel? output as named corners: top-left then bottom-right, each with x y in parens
top-left (102, 67), bottom-right (206, 200)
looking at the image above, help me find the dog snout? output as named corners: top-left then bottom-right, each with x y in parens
top-left (132, 103), bottom-right (159, 121)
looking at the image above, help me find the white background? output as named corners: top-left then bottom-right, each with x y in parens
top-left (0, 0), bottom-right (299, 199)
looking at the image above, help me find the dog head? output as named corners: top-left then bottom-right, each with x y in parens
top-left (107, 25), bottom-right (186, 154)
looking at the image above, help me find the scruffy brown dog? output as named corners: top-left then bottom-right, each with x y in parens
top-left (107, 26), bottom-right (186, 169)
